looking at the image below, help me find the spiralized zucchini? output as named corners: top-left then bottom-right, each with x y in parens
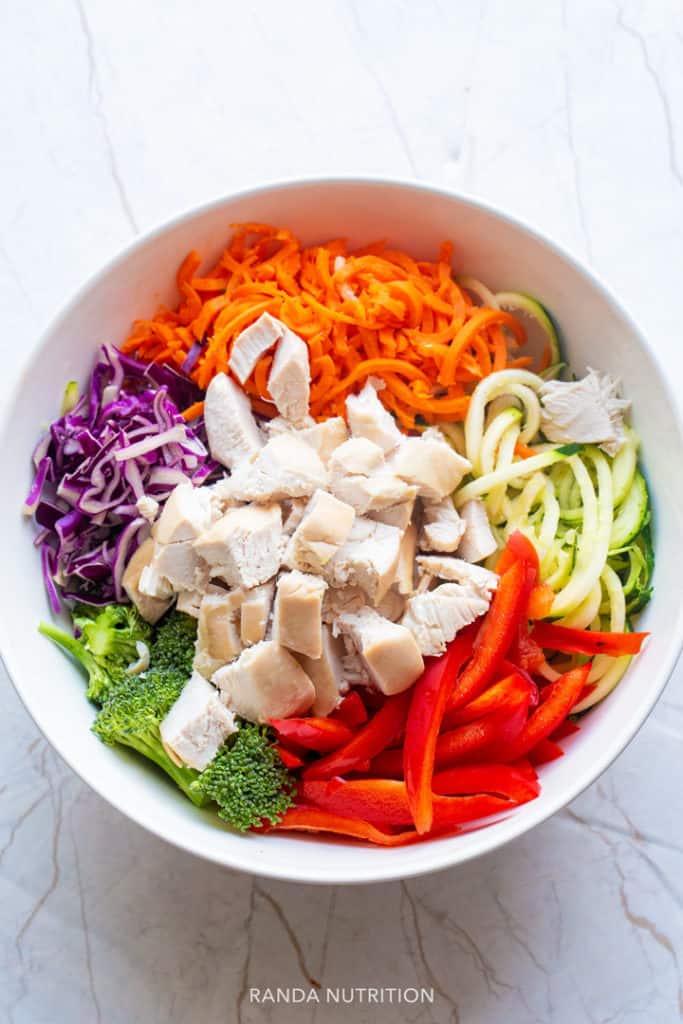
top-left (445, 371), bottom-right (653, 713)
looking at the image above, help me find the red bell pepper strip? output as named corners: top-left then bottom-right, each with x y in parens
top-left (447, 559), bottom-right (529, 713)
top-left (270, 717), bottom-right (354, 753)
top-left (442, 670), bottom-right (535, 729)
top-left (366, 748), bottom-right (405, 779)
top-left (431, 763), bottom-right (540, 802)
top-left (531, 622), bottom-right (648, 657)
top-left (494, 663), bottom-right (591, 762)
top-left (404, 629), bottom-right (475, 833)
top-left (265, 806), bottom-right (445, 846)
top-left (528, 739), bottom-right (564, 765)
top-left (303, 690), bottom-right (412, 780)
top-left (435, 702), bottom-right (529, 769)
top-left (551, 719), bottom-right (580, 742)
top-left (331, 691), bottom-right (368, 728)
top-left (527, 583), bottom-right (555, 620)
top-left (496, 530), bottom-right (540, 577)
top-left (274, 744), bottom-right (306, 770)
top-left (299, 779), bottom-right (520, 831)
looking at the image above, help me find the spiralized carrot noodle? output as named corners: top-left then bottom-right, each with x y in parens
top-left (122, 223), bottom-right (528, 428)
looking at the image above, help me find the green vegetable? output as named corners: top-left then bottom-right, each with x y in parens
top-left (39, 602), bottom-right (153, 702)
top-left (191, 723), bottom-right (296, 831)
top-left (60, 380), bottom-right (79, 415)
top-left (92, 610), bottom-right (206, 806)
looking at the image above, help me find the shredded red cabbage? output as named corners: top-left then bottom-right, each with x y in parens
top-left (26, 344), bottom-right (215, 610)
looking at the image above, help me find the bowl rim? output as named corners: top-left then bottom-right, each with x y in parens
top-left (3, 174), bottom-right (683, 885)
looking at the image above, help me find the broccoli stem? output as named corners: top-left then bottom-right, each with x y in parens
top-left (39, 621), bottom-right (97, 677)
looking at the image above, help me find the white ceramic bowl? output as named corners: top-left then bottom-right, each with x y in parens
top-left (2, 179), bottom-right (682, 885)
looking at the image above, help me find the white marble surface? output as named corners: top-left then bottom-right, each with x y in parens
top-left (2, 1), bottom-right (683, 1021)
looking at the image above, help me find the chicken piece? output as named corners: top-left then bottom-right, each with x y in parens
top-left (267, 327), bottom-right (310, 427)
top-left (390, 428), bottom-right (471, 500)
top-left (329, 437), bottom-right (385, 477)
top-left (321, 585), bottom-right (367, 623)
top-left (146, 540), bottom-right (209, 593)
top-left (297, 417), bottom-right (348, 465)
top-left (204, 373), bottom-right (263, 469)
top-left (345, 378), bottom-right (403, 454)
top-left (457, 499), bottom-right (498, 564)
top-left (194, 503), bottom-right (284, 589)
top-left (369, 497), bottom-right (416, 532)
top-left (416, 555), bottom-right (499, 597)
top-left (539, 368), bottom-right (630, 456)
top-left (284, 489), bottom-right (355, 573)
top-left (213, 641), bottom-right (315, 722)
top-left (419, 496), bottom-right (466, 553)
top-left (122, 538), bottom-right (173, 624)
top-left (324, 517), bottom-right (402, 605)
top-left (376, 586), bottom-right (407, 622)
top-left (176, 582), bottom-right (227, 619)
top-left (193, 589), bottom-right (244, 679)
top-left (273, 571), bottom-right (327, 659)
top-left (228, 312), bottom-right (285, 384)
top-left (296, 625), bottom-right (349, 717)
top-left (154, 482), bottom-right (213, 545)
top-left (329, 438), bottom-right (414, 514)
top-left (281, 498), bottom-right (308, 536)
top-left (335, 608), bottom-right (424, 695)
top-left (223, 434), bottom-right (328, 503)
top-left (339, 635), bottom-right (371, 686)
top-left (395, 522), bottom-right (418, 596)
top-left (402, 583), bottom-right (490, 657)
top-left (160, 671), bottom-right (237, 771)
top-left (240, 582), bottom-right (275, 646)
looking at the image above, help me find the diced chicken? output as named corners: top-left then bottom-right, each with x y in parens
top-left (339, 635), bottom-right (371, 686)
top-left (321, 585), bottom-right (367, 623)
top-left (273, 571), bottom-right (327, 659)
top-left (329, 437), bottom-right (385, 477)
top-left (213, 641), bottom-right (315, 722)
top-left (160, 671), bottom-right (237, 771)
top-left (282, 498), bottom-right (308, 535)
top-left (297, 417), bottom-right (348, 465)
top-left (122, 537), bottom-right (173, 624)
top-left (267, 327), bottom-right (310, 427)
top-left (324, 517), bottom-right (402, 605)
top-left (335, 608), bottom-right (424, 695)
top-left (376, 586), bottom-right (407, 622)
top-left (223, 434), bottom-right (328, 503)
top-left (194, 503), bottom-right (284, 589)
top-left (228, 312), bottom-right (285, 384)
top-left (419, 496), bottom-right (466, 553)
top-left (539, 368), bottom-right (630, 456)
top-left (416, 555), bottom-right (499, 597)
top-left (390, 428), bottom-right (471, 500)
top-left (147, 540), bottom-right (209, 592)
top-left (240, 582), bottom-right (275, 646)
top-left (457, 499), bottom-right (497, 564)
top-left (296, 625), bottom-right (348, 717)
top-left (369, 497), bottom-right (416, 532)
top-left (402, 583), bottom-right (490, 657)
top-left (395, 522), bottom-right (418, 596)
top-left (139, 561), bottom-right (174, 600)
top-left (176, 582), bottom-right (227, 619)
top-left (204, 372), bottom-right (263, 469)
top-left (346, 378), bottom-right (403, 454)
top-left (284, 489), bottom-right (355, 573)
top-left (193, 589), bottom-right (244, 678)
top-left (154, 482), bottom-right (213, 545)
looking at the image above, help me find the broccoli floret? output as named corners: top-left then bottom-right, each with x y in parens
top-left (190, 723), bottom-right (296, 831)
top-left (91, 610), bottom-right (207, 806)
top-left (39, 602), bottom-right (153, 703)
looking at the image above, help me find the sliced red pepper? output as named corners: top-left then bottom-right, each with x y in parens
top-left (303, 690), bottom-right (412, 780)
top-left (435, 702), bottom-right (529, 769)
top-left (495, 530), bottom-right (540, 577)
top-left (270, 717), bottom-right (354, 753)
top-left (432, 763), bottom-right (540, 802)
top-left (528, 583), bottom-right (555, 620)
top-left (366, 747), bottom-right (405, 779)
top-left (531, 622), bottom-right (648, 657)
top-left (299, 780), bottom-right (520, 831)
top-left (331, 691), bottom-right (368, 728)
top-left (404, 628), bottom-right (475, 833)
top-left (509, 630), bottom-right (546, 673)
top-left (528, 739), bottom-right (564, 765)
top-left (442, 669), bottom-right (535, 729)
top-left (494, 663), bottom-right (591, 762)
top-left (266, 806), bottom-right (432, 846)
top-left (447, 559), bottom-right (529, 713)
top-left (274, 744), bottom-right (306, 770)
top-left (551, 719), bottom-right (580, 742)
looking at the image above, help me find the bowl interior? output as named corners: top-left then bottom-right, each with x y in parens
top-left (2, 179), bottom-right (682, 884)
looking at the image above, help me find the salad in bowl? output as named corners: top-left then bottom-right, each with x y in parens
top-left (25, 221), bottom-right (653, 848)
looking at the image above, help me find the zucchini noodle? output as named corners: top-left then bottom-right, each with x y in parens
top-left (446, 369), bottom-right (653, 715)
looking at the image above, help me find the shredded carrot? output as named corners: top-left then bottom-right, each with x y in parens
top-left (123, 224), bottom-right (529, 425)
top-left (181, 400), bottom-right (205, 422)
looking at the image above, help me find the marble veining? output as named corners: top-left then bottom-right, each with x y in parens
top-left (2, 1), bottom-right (683, 1021)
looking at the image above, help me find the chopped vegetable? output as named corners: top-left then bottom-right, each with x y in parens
top-left (531, 622), bottom-right (648, 657)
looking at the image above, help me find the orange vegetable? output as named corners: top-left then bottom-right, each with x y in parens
top-left (123, 224), bottom-right (528, 426)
